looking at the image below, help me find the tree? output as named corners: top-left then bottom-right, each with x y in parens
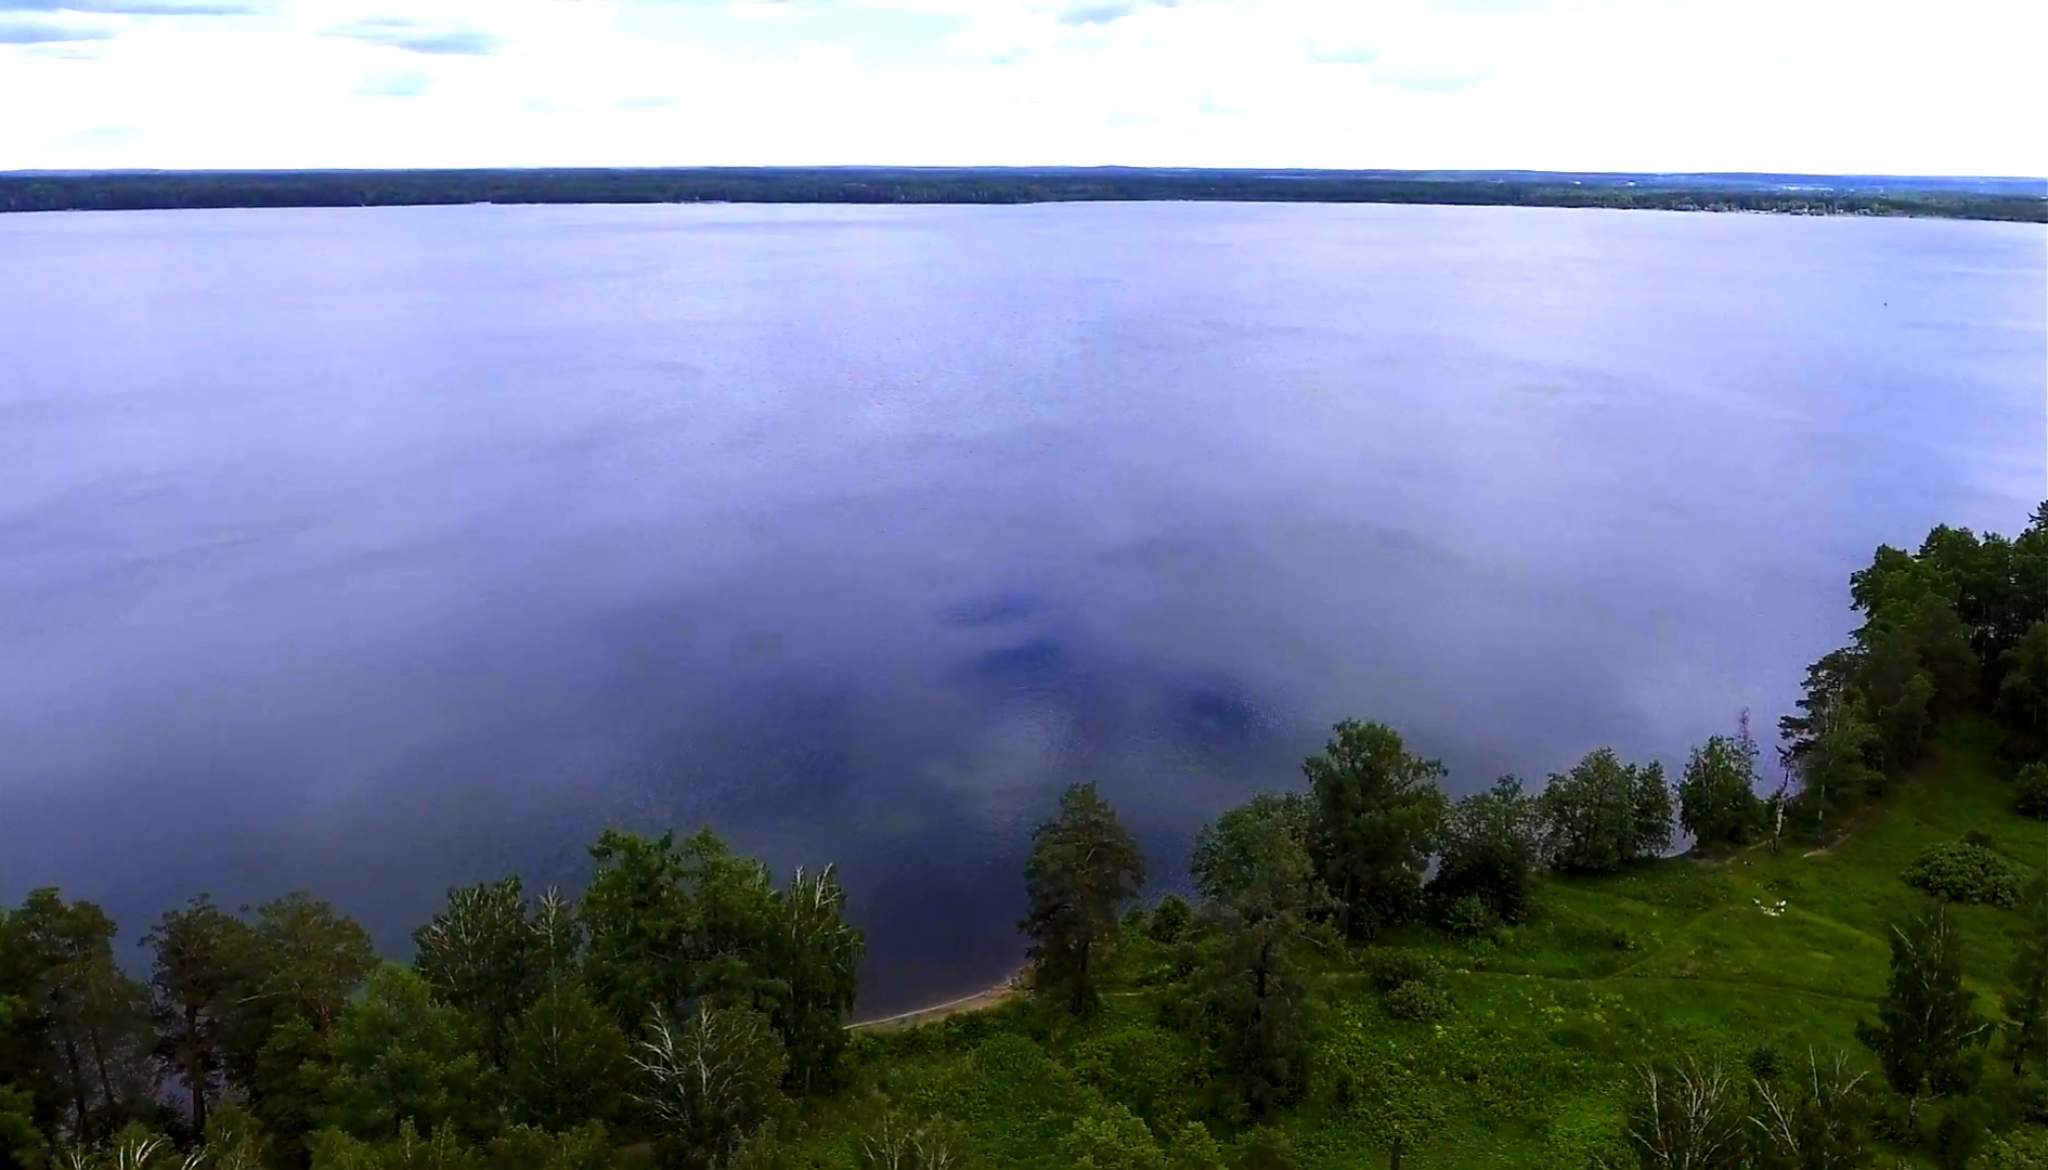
top-left (503, 983), bottom-right (628, 1131)
top-left (1538, 749), bottom-right (1671, 874)
top-left (1856, 901), bottom-right (1989, 1124)
top-left (2005, 874), bottom-right (2048, 1076)
top-left (1020, 783), bottom-right (1146, 1015)
top-left (1189, 793), bottom-right (1312, 905)
top-left (629, 1005), bottom-right (786, 1169)
top-left (1303, 721), bottom-right (1448, 939)
top-left (770, 866), bottom-right (862, 1094)
top-left (1192, 803), bottom-right (1321, 1116)
top-left (0, 1082), bottom-right (44, 1170)
top-left (323, 966), bottom-right (496, 1143)
top-left (1996, 619), bottom-right (2048, 757)
top-left (1618, 1055), bottom-right (1743, 1170)
top-left (3, 890), bottom-right (153, 1145)
top-left (243, 892), bottom-right (378, 1035)
top-left (1428, 776), bottom-right (1543, 925)
top-left (226, 894), bottom-right (376, 1153)
top-left (1678, 717), bottom-right (1765, 850)
top-left (142, 896), bottom-right (256, 1135)
top-left (1747, 1050), bottom-right (1871, 1170)
top-left (582, 829), bottom-right (780, 1034)
top-left (412, 878), bottom-right (556, 1066)
top-left (1060, 1103), bottom-right (1166, 1170)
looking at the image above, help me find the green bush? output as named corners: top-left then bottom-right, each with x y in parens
top-left (2015, 762), bottom-right (2048, 820)
top-left (1147, 894), bottom-right (1194, 943)
top-left (1364, 950), bottom-right (1445, 995)
top-left (1384, 979), bottom-right (1450, 1022)
top-left (1438, 894), bottom-right (1497, 938)
top-left (1901, 840), bottom-right (2023, 906)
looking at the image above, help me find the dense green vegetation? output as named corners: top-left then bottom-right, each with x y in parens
top-left (3, 505), bottom-right (2044, 1169)
top-left (1, 168), bottom-right (2043, 222)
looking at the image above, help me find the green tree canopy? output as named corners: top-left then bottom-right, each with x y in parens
top-left (324, 966), bottom-right (496, 1144)
top-left (1021, 783), bottom-right (1147, 1015)
top-left (142, 895), bottom-right (257, 1135)
top-left (1537, 749), bottom-right (1671, 874)
top-left (1303, 721), bottom-right (1448, 939)
top-left (1857, 900), bottom-right (1990, 1122)
top-left (1428, 775), bottom-right (1543, 925)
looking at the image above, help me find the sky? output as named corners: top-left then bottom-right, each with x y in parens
top-left (2, 0), bottom-right (2044, 176)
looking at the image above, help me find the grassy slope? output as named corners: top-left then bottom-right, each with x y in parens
top-left (806, 717), bottom-right (2043, 1168)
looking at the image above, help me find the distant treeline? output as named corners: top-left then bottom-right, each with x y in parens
top-left (1, 167), bottom-right (2044, 221)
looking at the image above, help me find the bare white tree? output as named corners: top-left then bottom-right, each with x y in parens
top-left (1750, 1049), bottom-right (1869, 1170)
top-left (1618, 1055), bottom-right (1742, 1170)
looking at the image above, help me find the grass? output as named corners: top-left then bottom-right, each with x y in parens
top-left (790, 717), bottom-right (2044, 1168)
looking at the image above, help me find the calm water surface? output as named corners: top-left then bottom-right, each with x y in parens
top-left (0, 203), bottom-right (2041, 1013)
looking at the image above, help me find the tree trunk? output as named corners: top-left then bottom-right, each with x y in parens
top-left (59, 1027), bottom-right (91, 1143)
top-left (1390, 1137), bottom-right (1405, 1170)
top-left (1070, 939), bottom-right (1091, 1015)
top-left (86, 1018), bottom-right (118, 1126)
top-left (185, 1004), bottom-right (208, 1135)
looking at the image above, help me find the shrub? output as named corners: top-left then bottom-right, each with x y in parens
top-left (1438, 893), bottom-right (1497, 939)
top-left (1902, 840), bottom-right (2023, 906)
top-left (1232, 1128), bottom-right (1300, 1170)
top-left (1384, 979), bottom-right (1450, 1022)
top-left (1061, 1103), bottom-right (1166, 1170)
top-left (2015, 762), bottom-right (2048, 820)
top-left (1147, 894), bottom-right (1194, 944)
top-left (1364, 950), bottom-right (1445, 995)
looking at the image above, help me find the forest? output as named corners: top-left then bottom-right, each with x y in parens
top-left (0, 168), bottom-right (2043, 222)
top-left (3, 502), bottom-right (2046, 1169)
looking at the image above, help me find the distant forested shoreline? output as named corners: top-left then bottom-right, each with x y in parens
top-left (2, 167), bottom-right (2044, 221)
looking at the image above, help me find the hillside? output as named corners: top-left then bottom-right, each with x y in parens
top-left (807, 717), bottom-right (2042, 1168)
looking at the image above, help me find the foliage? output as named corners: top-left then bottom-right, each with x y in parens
top-left (1304, 721), bottom-right (1449, 939)
top-left (1059, 1104), bottom-right (1164, 1170)
top-left (1996, 619), bottom-right (2048, 757)
top-left (1677, 720), bottom-right (1765, 849)
top-left (1899, 839), bottom-right (2023, 906)
top-left (0, 1083), bottom-right (44, 1170)
top-left (1383, 980), bottom-right (1449, 1023)
top-left (309, 1122), bottom-right (482, 1170)
top-left (770, 865), bottom-right (864, 1094)
top-left (2014, 761), bottom-right (2048, 820)
top-left (1144, 896), bottom-right (1192, 946)
top-left (411, 878), bottom-right (571, 1067)
top-left (3, 889), bottom-right (154, 1146)
top-left (503, 983), bottom-right (629, 1131)
top-left (2005, 874), bottom-right (2048, 1076)
top-left (1856, 901), bottom-right (1990, 1113)
top-left (1616, 1056), bottom-right (1743, 1170)
top-left (1746, 1050), bottom-right (1871, 1170)
top-left (1429, 776), bottom-right (1542, 925)
top-left (142, 896), bottom-right (256, 1138)
top-left (1020, 784), bottom-right (1146, 1015)
top-left (1538, 749), bottom-right (1673, 874)
top-left (581, 830), bottom-right (777, 1035)
top-left (628, 1006), bottom-right (785, 1169)
top-left (1189, 793), bottom-right (1312, 905)
top-left (322, 966), bottom-right (496, 1143)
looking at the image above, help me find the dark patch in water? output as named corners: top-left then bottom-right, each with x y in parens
top-left (964, 637), bottom-right (1066, 683)
top-left (941, 591), bottom-right (1040, 627)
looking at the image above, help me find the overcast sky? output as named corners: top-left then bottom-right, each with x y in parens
top-left (2, 0), bottom-right (2042, 175)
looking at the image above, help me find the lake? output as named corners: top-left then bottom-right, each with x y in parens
top-left (0, 202), bottom-right (2041, 1014)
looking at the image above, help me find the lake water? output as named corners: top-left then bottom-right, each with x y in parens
top-left (0, 202), bottom-right (2041, 1014)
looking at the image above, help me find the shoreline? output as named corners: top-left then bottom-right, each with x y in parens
top-left (847, 973), bottom-right (1022, 1032)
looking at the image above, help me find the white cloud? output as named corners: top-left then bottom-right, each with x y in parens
top-left (0, 0), bottom-right (2042, 174)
